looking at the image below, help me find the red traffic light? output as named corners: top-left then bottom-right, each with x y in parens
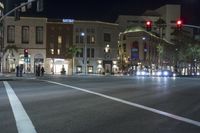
top-left (145, 20), bottom-right (152, 31)
top-left (176, 20), bottom-right (183, 30)
top-left (24, 49), bottom-right (28, 53)
top-left (176, 20), bottom-right (182, 25)
top-left (146, 21), bottom-right (152, 26)
top-left (24, 49), bottom-right (28, 57)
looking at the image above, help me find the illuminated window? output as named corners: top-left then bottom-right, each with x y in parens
top-left (57, 49), bottom-right (60, 55)
top-left (51, 49), bottom-right (54, 55)
top-left (76, 66), bottom-right (82, 73)
top-left (105, 44), bottom-right (110, 53)
top-left (91, 36), bottom-right (95, 44)
top-left (58, 36), bottom-right (62, 44)
top-left (88, 66), bottom-right (93, 73)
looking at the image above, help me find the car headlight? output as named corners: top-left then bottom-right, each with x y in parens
top-left (173, 73), bottom-right (176, 77)
top-left (157, 71), bottom-right (162, 76)
top-left (141, 71), bottom-right (145, 75)
top-left (163, 71), bottom-right (169, 76)
top-left (136, 71), bottom-right (141, 76)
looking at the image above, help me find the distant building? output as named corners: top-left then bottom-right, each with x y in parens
top-left (116, 4), bottom-right (181, 43)
top-left (119, 26), bottom-right (173, 73)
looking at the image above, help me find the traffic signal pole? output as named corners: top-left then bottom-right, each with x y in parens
top-left (183, 24), bottom-right (200, 29)
top-left (0, 0), bottom-right (37, 22)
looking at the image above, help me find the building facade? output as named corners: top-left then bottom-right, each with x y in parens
top-left (0, 1), bottom-right (4, 72)
top-left (116, 4), bottom-right (181, 43)
top-left (73, 20), bottom-right (119, 74)
top-left (119, 26), bottom-right (174, 74)
top-left (3, 16), bottom-right (47, 73)
top-left (2, 17), bottom-right (120, 75)
top-left (46, 20), bottom-right (73, 75)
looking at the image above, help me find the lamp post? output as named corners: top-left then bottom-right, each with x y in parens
top-left (81, 32), bottom-right (87, 75)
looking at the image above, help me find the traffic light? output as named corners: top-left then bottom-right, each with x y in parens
top-left (37, 0), bottom-right (43, 12)
top-left (24, 49), bottom-right (28, 58)
top-left (145, 20), bottom-right (152, 31)
top-left (176, 20), bottom-right (183, 30)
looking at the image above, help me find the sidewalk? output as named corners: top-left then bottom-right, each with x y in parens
top-left (0, 72), bottom-right (36, 81)
top-left (0, 72), bottom-right (126, 81)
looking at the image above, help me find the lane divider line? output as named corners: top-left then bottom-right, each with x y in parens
top-left (3, 81), bottom-right (37, 133)
top-left (45, 80), bottom-right (200, 127)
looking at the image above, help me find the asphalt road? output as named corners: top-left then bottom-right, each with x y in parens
top-left (0, 76), bottom-right (200, 133)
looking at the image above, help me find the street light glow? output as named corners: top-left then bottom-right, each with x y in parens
top-left (81, 32), bottom-right (85, 36)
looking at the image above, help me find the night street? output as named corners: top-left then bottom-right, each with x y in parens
top-left (0, 76), bottom-right (200, 133)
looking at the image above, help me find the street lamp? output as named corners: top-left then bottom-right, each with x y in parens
top-left (81, 32), bottom-right (87, 75)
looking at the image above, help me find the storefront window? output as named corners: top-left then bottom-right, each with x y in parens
top-left (88, 66), bottom-right (93, 73)
top-left (76, 66), bottom-right (82, 73)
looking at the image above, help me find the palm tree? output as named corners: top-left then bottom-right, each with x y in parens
top-left (4, 44), bottom-right (18, 56)
top-left (171, 28), bottom-right (200, 75)
top-left (155, 18), bottom-right (166, 31)
top-left (185, 44), bottom-right (200, 74)
top-left (155, 18), bottom-right (166, 68)
top-left (67, 45), bottom-right (81, 75)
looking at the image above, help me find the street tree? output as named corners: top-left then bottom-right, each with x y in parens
top-left (172, 29), bottom-right (200, 75)
top-left (4, 44), bottom-right (18, 56)
top-left (155, 18), bottom-right (166, 68)
top-left (67, 45), bottom-right (81, 75)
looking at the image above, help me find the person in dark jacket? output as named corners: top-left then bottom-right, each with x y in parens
top-left (41, 67), bottom-right (45, 76)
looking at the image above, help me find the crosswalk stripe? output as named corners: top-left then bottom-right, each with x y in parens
top-left (3, 81), bottom-right (37, 133)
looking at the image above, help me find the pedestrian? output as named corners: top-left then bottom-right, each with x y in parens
top-left (41, 66), bottom-right (45, 76)
top-left (16, 65), bottom-right (19, 77)
top-left (35, 65), bottom-right (38, 76)
top-left (37, 65), bottom-right (41, 76)
top-left (19, 64), bottom-right (23, 77)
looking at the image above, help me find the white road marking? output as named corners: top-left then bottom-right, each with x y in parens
top-left (3, 81), bottom-right (37, 133)
top-left (46, 80), bottom-right (200, 127)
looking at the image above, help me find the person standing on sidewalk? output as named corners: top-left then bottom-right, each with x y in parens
top-left (19, 64), bottom-right (23, 77)
top-left (37, 65), bottom-right (41, 76)
top-left (41, 66), bottom-right (45, 76)
top-left (16, 65), bottom-right (19, 77)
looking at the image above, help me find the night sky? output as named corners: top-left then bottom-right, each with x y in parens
top-left (5, 0), bottom-right (200, 25)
